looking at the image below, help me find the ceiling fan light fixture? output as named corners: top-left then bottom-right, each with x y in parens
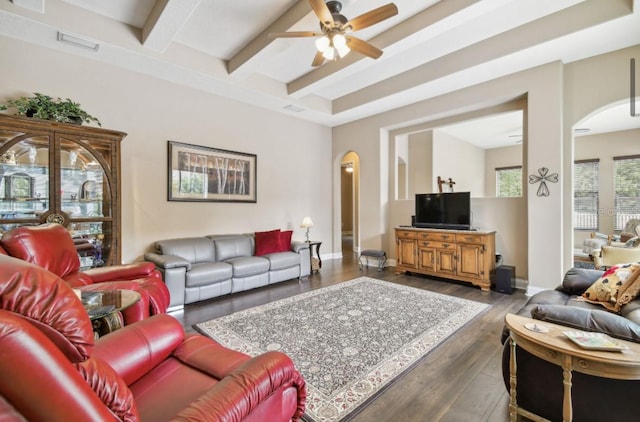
top-left (333, 34), bottom-right (350, 58)
top-left (322, 46), bottom-right (336, 61)
top-left (315, 36), bottom-right (330, 52)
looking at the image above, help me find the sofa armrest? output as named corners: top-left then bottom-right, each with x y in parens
top-left (144, 252), bottom-right (192, 271)
top-left (558, 267), bottom-right (604, 295)
top-left (84, 261), bottom-right (158, 283)
top-left (291, 241), bottom-right (310, 253)
top-left (93, 314), bottom-right (185, 385)
top-left (173, 351), bottom-right (306, 421)
top-left (531, 304), bottom-right (640, 343)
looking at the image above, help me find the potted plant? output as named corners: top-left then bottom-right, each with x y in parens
top-left (0, 92), bottom-right (101, 126)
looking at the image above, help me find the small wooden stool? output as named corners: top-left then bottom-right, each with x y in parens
top-left (359, 249), bottom-right (387, 272)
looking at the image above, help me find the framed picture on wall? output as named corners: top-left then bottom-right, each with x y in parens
top-left (167, 141), bottom-right (257, 203)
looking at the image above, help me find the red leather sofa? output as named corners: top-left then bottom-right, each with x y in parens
top-left (0, 223), bottom-right (170, 324)
top-left (0, 254), bottom-right (306, 421)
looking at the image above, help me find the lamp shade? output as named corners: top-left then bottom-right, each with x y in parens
top-left (300, 216), bottom-right (314, 228)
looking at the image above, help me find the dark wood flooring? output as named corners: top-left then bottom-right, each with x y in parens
top-left (171, 245), bottom-right (529, 422)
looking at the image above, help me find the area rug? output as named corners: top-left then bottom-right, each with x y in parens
top-left (574, 261), bottom-right (596, 270)
top-left (195, 277), bottom-right (489, 421)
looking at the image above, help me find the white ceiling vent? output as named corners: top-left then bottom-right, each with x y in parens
top-left (283, 104), bottom-right (305, 113)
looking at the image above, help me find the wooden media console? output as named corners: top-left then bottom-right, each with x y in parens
top-left (395, 227), bottom-right (496, 291)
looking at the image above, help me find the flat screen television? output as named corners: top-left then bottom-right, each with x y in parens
top-left (414, 192), bottom-right (471, 230)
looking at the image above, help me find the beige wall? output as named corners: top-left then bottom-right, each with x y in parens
top-left (433, 130), bottom-right (486, 196)
top-left (573, 129), bottom-right (640, 248)
top-left (0, 37), bottom-right (332, 263)
top-left (409, 131), bottom-right (433, 196)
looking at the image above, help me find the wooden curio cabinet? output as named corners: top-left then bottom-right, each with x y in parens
top-left (0, 114), bottom-right (126, 268)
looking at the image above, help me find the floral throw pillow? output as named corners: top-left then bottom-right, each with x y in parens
top-left (582, 262), bottom-right (640, 312)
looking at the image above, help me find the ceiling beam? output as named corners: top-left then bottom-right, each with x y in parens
top-left (10, 0), bottom-right (44, 13)
top-left (227, 0), bottom-right (311, 76)
top-left (286, 0), bottom-right (482, 97)
top-left (332, 0), bottom-right (634, 114)
top-left (142, 0), bottom-right (201, 52)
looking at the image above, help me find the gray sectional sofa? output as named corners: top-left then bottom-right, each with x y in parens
top-left (144, 234), bottom-right (310, 310)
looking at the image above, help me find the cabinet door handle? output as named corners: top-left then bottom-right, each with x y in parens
top-left (443, 243), bottom-right (449, 248)
top-left (442, 235), bottom-right (450, 239)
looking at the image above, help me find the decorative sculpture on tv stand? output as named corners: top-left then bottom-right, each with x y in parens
top-left (437, 176), bottom-right (456, 193)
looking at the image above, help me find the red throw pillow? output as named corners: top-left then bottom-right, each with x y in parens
top-left (279, 230), bottom-right (293, 252)
top-left (255, 229), bottom-right (281, 256)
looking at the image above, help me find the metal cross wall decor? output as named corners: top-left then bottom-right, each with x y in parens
top-left (528, 167), bottom-right (558, 197)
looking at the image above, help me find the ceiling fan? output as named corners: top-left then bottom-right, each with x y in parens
top-left (269, 0), bottom-right (398, 67)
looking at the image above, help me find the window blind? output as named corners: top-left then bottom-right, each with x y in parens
top-left (574, 159), bottom-right (599, 230)
top-left (614, 155), bottom-right (640, 230)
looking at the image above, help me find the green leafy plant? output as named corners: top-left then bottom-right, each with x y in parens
top-left (0, 92), bottom-right (101, 126)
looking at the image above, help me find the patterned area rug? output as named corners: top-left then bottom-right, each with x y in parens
top-left (574, 261), bottom-right (596, 270)
top-left (195, 277), bottom-right (489, 421)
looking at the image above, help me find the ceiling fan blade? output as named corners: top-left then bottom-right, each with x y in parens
top-left (311, 51), bottom-right (325, 67)
top-left (269, 31), bottom-right (320, 38)
top-left (345, 3), bottom-right (398, 31)
top-left (346, 36), bottom-right (383, 59)
top-left (308, 0), bottom-right (334, 26)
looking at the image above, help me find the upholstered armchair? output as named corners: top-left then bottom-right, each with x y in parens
top-left (582, 218), bottom-right (640, 257)
top-left (0, 254), bottom-right (306, 421)
top-left (0, 223), bottom-right (170, 324)
top-left (592, 236), bottom-right (640, 269)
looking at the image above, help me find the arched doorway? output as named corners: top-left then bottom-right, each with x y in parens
top-left (572, 99), bottom-right (640, 265)
top-left (341, 152), bottom-right (360, 255)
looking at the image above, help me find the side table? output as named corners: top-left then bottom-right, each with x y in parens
top-left (505, 313), bottom-right (640, 422)
top-left (306, 240), bottom-right (322, 274)
top-left (81, 289), bottom-right (141, 338)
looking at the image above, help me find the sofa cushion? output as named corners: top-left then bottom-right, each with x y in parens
top-left (255, 229), bottom-right (282, 256)
top-left (560, 267), bottom-right (604, 295)
top-left (279, 230), bottom-right (293, 252)
top-left (225, 256), bottom-right (270, 278)
top-left (531, 304), bottom-right (640, 343)
top-left (214, 237), bottom-right (253, 261)
top-left (264, 251), bottom-right (300, 271)
top-left (185, 262), bottom-right (233, 288)
top-left (156, 238), bottom-right (215, 264)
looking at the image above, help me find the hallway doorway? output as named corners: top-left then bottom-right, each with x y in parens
top-left (341, 152), bottom-right (360, 256)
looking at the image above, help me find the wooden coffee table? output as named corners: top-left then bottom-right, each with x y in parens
top-left (505, 313), bottom-right (640, 422)
top-left (81, 289), bottom-right (141, 338)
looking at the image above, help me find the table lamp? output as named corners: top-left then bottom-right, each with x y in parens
top-left (300, 216), bottom-right (314, 242)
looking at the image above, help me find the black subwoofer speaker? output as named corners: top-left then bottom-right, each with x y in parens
top-left (495, 265), bottom-right (515, 294)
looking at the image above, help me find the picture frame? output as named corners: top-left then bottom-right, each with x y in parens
top-left (167, 141), bottom-right (257, 203)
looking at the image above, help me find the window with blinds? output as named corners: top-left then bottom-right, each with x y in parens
top-left (574, 159), bottom-right (599, 230)
top-left (614, 155), bottom-right (640, 230)
top-left (496, 166), bottom-right (522, 197)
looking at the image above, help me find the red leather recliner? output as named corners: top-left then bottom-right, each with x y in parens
top-left (0, 254), bottom-right (306, 421)
top-left (0, 223), bottom-right (170, 324)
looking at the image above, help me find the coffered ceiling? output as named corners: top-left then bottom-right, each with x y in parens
top-left (1, 0), bottom-right (639, 134)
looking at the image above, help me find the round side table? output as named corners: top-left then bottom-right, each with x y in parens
top-left (505, 313), bottom-right (640, 422)
top-left (81, 289), bottom-right (141, 338)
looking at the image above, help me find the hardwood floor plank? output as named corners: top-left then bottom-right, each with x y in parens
top-left (174, 250), bottom-right (529, 421)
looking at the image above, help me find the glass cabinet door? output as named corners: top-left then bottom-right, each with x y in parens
top-left (58, 136), bottom-right (114, 269)
top-left (0, 130), bottom-right (50, 230)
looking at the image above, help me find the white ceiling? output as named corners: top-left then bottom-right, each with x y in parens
top-left (1, 0), bottom-right (640, 143)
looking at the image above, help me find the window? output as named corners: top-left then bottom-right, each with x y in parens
top-left (614, 155), bottom-right (640, 230)
top-left (574, 159), bottom-right (599, 230)
top-left (496, 166), bottom-right (522, 197)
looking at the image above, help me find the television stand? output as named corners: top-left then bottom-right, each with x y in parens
top-left (395, 227), bottom-right (496, 291)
